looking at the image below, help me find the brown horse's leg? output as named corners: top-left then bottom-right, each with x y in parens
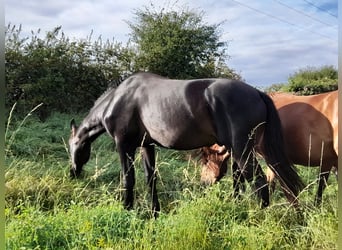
top-left (141, 145), bottom-right (160, 218)
top-left (315, 164), bottom-right (332, 206)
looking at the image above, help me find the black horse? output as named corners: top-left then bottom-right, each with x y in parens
top-left (69, 72), bottom-right (304, 217)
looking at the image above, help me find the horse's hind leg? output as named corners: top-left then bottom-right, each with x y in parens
top-left (233, 146), bottom-right (269, 208)
top-left (141, 145), bottom-right (160, 218)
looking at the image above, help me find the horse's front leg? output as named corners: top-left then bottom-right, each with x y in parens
top-left (117, 143), bottom-right (136, 210)
top-left (141, 145), bottom-right (160, 218)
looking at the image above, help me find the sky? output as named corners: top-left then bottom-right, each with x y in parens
top-left (5, 0), bottom-right (338, 87)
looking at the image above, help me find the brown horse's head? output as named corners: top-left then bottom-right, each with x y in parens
top-left (200, 144), bottom-right (230, 185)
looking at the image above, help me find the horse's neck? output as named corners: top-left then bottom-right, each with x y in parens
top-left (77, 114), bottom-right (105, 143)
top-left (77, 88), bottom-right (114, 143)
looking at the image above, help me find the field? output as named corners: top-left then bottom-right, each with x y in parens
top-left (5, 111), bottom-right (337, 249)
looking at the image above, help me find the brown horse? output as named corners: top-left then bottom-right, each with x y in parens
top-left (201, 90), bottom-right (338, 205)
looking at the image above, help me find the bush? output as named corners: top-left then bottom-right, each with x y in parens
top-left (5, 24), bottom-right (131, 119)
top-left (285, 65), bottom-right (337, 95)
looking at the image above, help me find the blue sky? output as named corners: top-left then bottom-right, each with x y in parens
top-left (5, 0), bottom-right (338, 87)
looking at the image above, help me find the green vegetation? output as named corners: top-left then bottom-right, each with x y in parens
top-left (5, 109), bottom-right (337, 249)
top-left (5, 24), bottom-right (129, 119)
top-left (286, 65), bottom-right (338, 95)
top-left (265, 65), bottom-right (337, 95)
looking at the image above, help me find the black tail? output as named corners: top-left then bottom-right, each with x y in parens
top-left (258, 91), bottom-right (305, 199)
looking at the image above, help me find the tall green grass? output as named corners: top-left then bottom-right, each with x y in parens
top-left (5, 111), bottom-right (337, 249)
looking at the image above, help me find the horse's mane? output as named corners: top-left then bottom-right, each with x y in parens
top-left (93, 87), bottom-right (115, 107)
top-left (91, 74), bottom-right (132, 110)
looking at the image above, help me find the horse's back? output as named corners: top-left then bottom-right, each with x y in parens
top-left (271, 91), bottom-right (337, 114)
top-left (107, 74), bottom-right (269, 151)
top-left (111, 73), bottom-right (219, 149)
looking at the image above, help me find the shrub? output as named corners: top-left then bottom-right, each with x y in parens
top-left (5, 24), bottom-right (130, 119)
top-left (285, 65), bottom-right (337, 95)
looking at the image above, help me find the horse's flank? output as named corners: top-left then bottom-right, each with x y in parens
top-left (272, 91), bottom-right (338, 156)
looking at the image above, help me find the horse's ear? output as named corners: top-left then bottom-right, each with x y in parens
top-left (70, 119), bottom-right (77, 136)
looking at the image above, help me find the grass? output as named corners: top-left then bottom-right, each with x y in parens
top-left (5, 111), bottom-right (338, 249)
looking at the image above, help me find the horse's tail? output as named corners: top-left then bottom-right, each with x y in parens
top-left (259, 91), bottom-right (305, 199)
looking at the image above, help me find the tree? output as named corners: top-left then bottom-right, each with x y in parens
top-left (127, 5), bottom-right (240, 79)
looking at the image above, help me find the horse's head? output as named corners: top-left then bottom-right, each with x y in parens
top-left (200, 144), bottom-right (230, 185)
top-left (69, 119), bottom-right (91, 178)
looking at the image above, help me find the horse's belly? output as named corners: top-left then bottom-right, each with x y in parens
top-left (140, 97), bottom-right (217, 149)
top-left (144, 115), bottom-right (216, 150)
top-left (285, 132), bottom-right (336, 166)
top-left (168, 131), bottom-right (217, 150)
top-left (146, 122), bottom-right (216, 150)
